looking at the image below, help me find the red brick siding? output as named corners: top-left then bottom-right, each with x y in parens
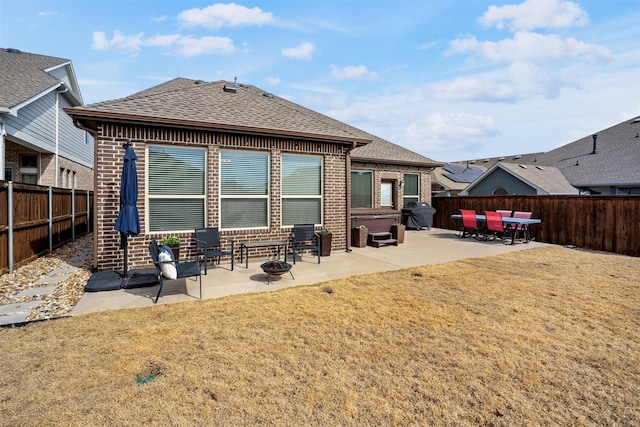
top-left (93, 124), bottom-right (349, 271)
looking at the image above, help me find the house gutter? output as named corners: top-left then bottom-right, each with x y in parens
top-left (64, 109), bottom-right (372, 146)
top-left (351, 156), bottom-right (442, 169)
top-left (55, 85), bottom-right (68, 187)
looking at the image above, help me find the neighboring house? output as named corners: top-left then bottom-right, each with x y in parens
top-left (453, 115), bottom-right (640, 196)
top-left (65, 78), bottom-right (439, 272)
top-left (431, 162), bottom-right (487, 197)
top-left (460, 161), bottom-right (578, 195)
top-left (533, 116), bottom-right (640, 195)
top-left (0, 48), bottom-right (93, 190)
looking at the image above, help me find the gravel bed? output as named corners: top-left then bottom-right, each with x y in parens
top-left (0, 234), bottom-right (93, 321)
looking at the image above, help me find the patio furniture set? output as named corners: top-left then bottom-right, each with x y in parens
top-left (452, 209), bottom-right (541, 245)
top-left (148, 224), bottom-right (321, 303)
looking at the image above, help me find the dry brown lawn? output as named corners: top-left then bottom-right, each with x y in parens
top-left (1, 245), bottom-right (638, 426)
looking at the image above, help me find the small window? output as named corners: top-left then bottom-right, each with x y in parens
top-left (492, 187), bottom-right (508, 195)
top-left (403, 173), bottom-right (419, 207)
top-left (381, 181), bottom-right (394, 208)
top-left (20, 154), bottom-right (38, 184)
top-left (351, 170), bottom-right (372, 208)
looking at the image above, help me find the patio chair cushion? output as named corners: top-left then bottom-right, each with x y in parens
top-left (158, 250), bottom-right (177, 280)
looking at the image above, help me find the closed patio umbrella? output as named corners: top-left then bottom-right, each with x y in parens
top-left (114, 143), bottom-right (140, 278)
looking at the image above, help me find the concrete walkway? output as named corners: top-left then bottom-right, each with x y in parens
top-left (71, 228), bottom-right (547, 316)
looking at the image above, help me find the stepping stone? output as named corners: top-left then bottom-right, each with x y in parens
top-left (34, 275), bottom-right (69, 286)
top-left (16, 285), bottom-right (58, 298)
top-left (50, 266), bottom-right (78, 275)
top-left (0, 301), bottom-right (40, 316)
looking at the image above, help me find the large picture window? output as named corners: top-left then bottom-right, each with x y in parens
top-left (403, 173), bottom-right (419, 207)
top-left (147, 145), bottom-right (206, 232)
top-left (221, 150), bottom-right (269, 229)
top-left (351, 170), bottom-right (372, 208)
top-left (282, 154), bottom-right (322, 226)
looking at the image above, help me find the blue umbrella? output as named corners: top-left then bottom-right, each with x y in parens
top-left (114, 144), bottom-right (140, 277)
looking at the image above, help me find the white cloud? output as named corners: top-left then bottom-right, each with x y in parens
top-left (433, 77), bottom-right (517, 103)
top-left (91, 31), bottom-right (234, 57)
top-left (478, 0), bottom-right (588, 32)
top-left (449, 32), bottom-right (612, 66)
top-left (172, 36), bottom-right (235, 57)
top-left (281, 42), bottom-right (315, 59)
top-left (404, 113), bottom-right (500, 155)
top-left (266, 76), bottom-right (281, 85)
top-left (330, 65), bottom-right (377, 80)
top-left (177, 3), bottom-right (273, 29)
top-left (91, 31), bottom-right (145, 53)
top-left (37, 11), bottom-right (64, 18)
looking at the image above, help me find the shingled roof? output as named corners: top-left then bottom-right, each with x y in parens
top-left (69, 78), bottom-right (372, 145)
top-left (535, 116), bottom-right (640, 188)
top-left (68, 78), bottom-right (440, 166)
top-left (0, 48), bottom-right (81, 110)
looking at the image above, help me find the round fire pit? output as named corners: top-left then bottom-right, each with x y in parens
top-left (260, 261), bottom-right (294, 284)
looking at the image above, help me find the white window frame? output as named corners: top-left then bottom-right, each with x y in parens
top-left (403, 173), bottom-right (420, 206)
top-left (146, 144), bottom-right (207, 233)
top-left (281, 153), bottom-right (323, 227)
top-left (219, 149), bottom-right (270, 231)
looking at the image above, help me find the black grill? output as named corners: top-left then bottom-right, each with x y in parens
top-left (402, 202), bottom-right (436, 230)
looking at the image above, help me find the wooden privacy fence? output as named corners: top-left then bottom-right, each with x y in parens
top-left (432, 195), bottom-right (640, 257)
top-left (0, 181), bottom-right (94, 275)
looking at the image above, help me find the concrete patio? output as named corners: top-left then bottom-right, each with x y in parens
top-left (71, 228), bottom-right (547, 316)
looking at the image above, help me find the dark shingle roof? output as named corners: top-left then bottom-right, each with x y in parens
top-left (0, 48), bottom-right (71, 109)
top-left (73, 79), bottom-right (371, 144)
top-left (70, 78), bottom-right (440, 166)
top-left (535, 116), bottom-right (640, 187)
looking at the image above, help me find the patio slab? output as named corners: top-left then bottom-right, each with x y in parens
top-left (71, 228), bottom-right (547, 316)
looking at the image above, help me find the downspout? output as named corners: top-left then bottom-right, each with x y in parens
top-left (345, 141), bottom-right (358, 252)
top-left (0, 116), bottom-right (6, 181)
top-left (55, 86), bottom-right (68, 187)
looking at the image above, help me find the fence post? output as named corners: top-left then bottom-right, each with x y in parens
top-left (8, 181), bottom-right (13, 273)
top-left (71, 188), bottom-right (75, 241)
top-left (48, 186), bottom-right (53, 253)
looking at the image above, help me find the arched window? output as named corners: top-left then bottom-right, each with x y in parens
top-left (492, 187), bottom-right (508, 195)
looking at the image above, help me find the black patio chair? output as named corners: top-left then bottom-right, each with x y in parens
top-left (194, 227), bottom-right (235, 274)
top-left (291, 224), bottom-right (320, 264)
top-left (149, 239), bottom-right (201, 303)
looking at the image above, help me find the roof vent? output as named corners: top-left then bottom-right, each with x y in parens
top-left (536, 166), bottom-right (544, 170)
top-left (223, 84), bottom-right (237, 93)
top-left (6, 48), bottom-right (22, 54)
top-left (262, 92), bottom-right (274, 99)
top-left (514, 155), bottom-right (521, 159)
top-left (238, 83), bottom-right (248, 88)
top-left (194, 80), bottom-right (205, 85)
top-left (483, 159), bottom-right (490, 162)
top-left (518, 164), bottom-right (527, 169)
top-left (499, 157), bottom-right (505, 161)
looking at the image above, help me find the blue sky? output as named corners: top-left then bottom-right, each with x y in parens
top-left (2, 0), bottom-right (639, 162)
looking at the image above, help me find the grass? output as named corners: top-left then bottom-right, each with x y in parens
top-left (1, 245), bottom-right (639, 426)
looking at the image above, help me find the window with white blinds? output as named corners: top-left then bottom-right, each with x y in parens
top-left (220, 150), bottom-right (269, 229)
top-left (281, 154), bottom-right (322, 226)
top-left (147, 145), bottom-right (206, 232)
top-left (351, 170), bottom-right (372, 208)
top-left (403, 173), bottom-right (419, 207)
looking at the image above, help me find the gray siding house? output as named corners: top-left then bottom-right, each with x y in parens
top-left (460, 162), bottom-right (578, 196)
top-left (0, 48), bottom-right (93, 190)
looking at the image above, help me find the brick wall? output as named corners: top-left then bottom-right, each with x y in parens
top-left (4, 140), bottom-right (93, 190)
top-left (351, 161), bottom-right (434, 209)
top-left (93, 124), bottom-right (350, 271)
